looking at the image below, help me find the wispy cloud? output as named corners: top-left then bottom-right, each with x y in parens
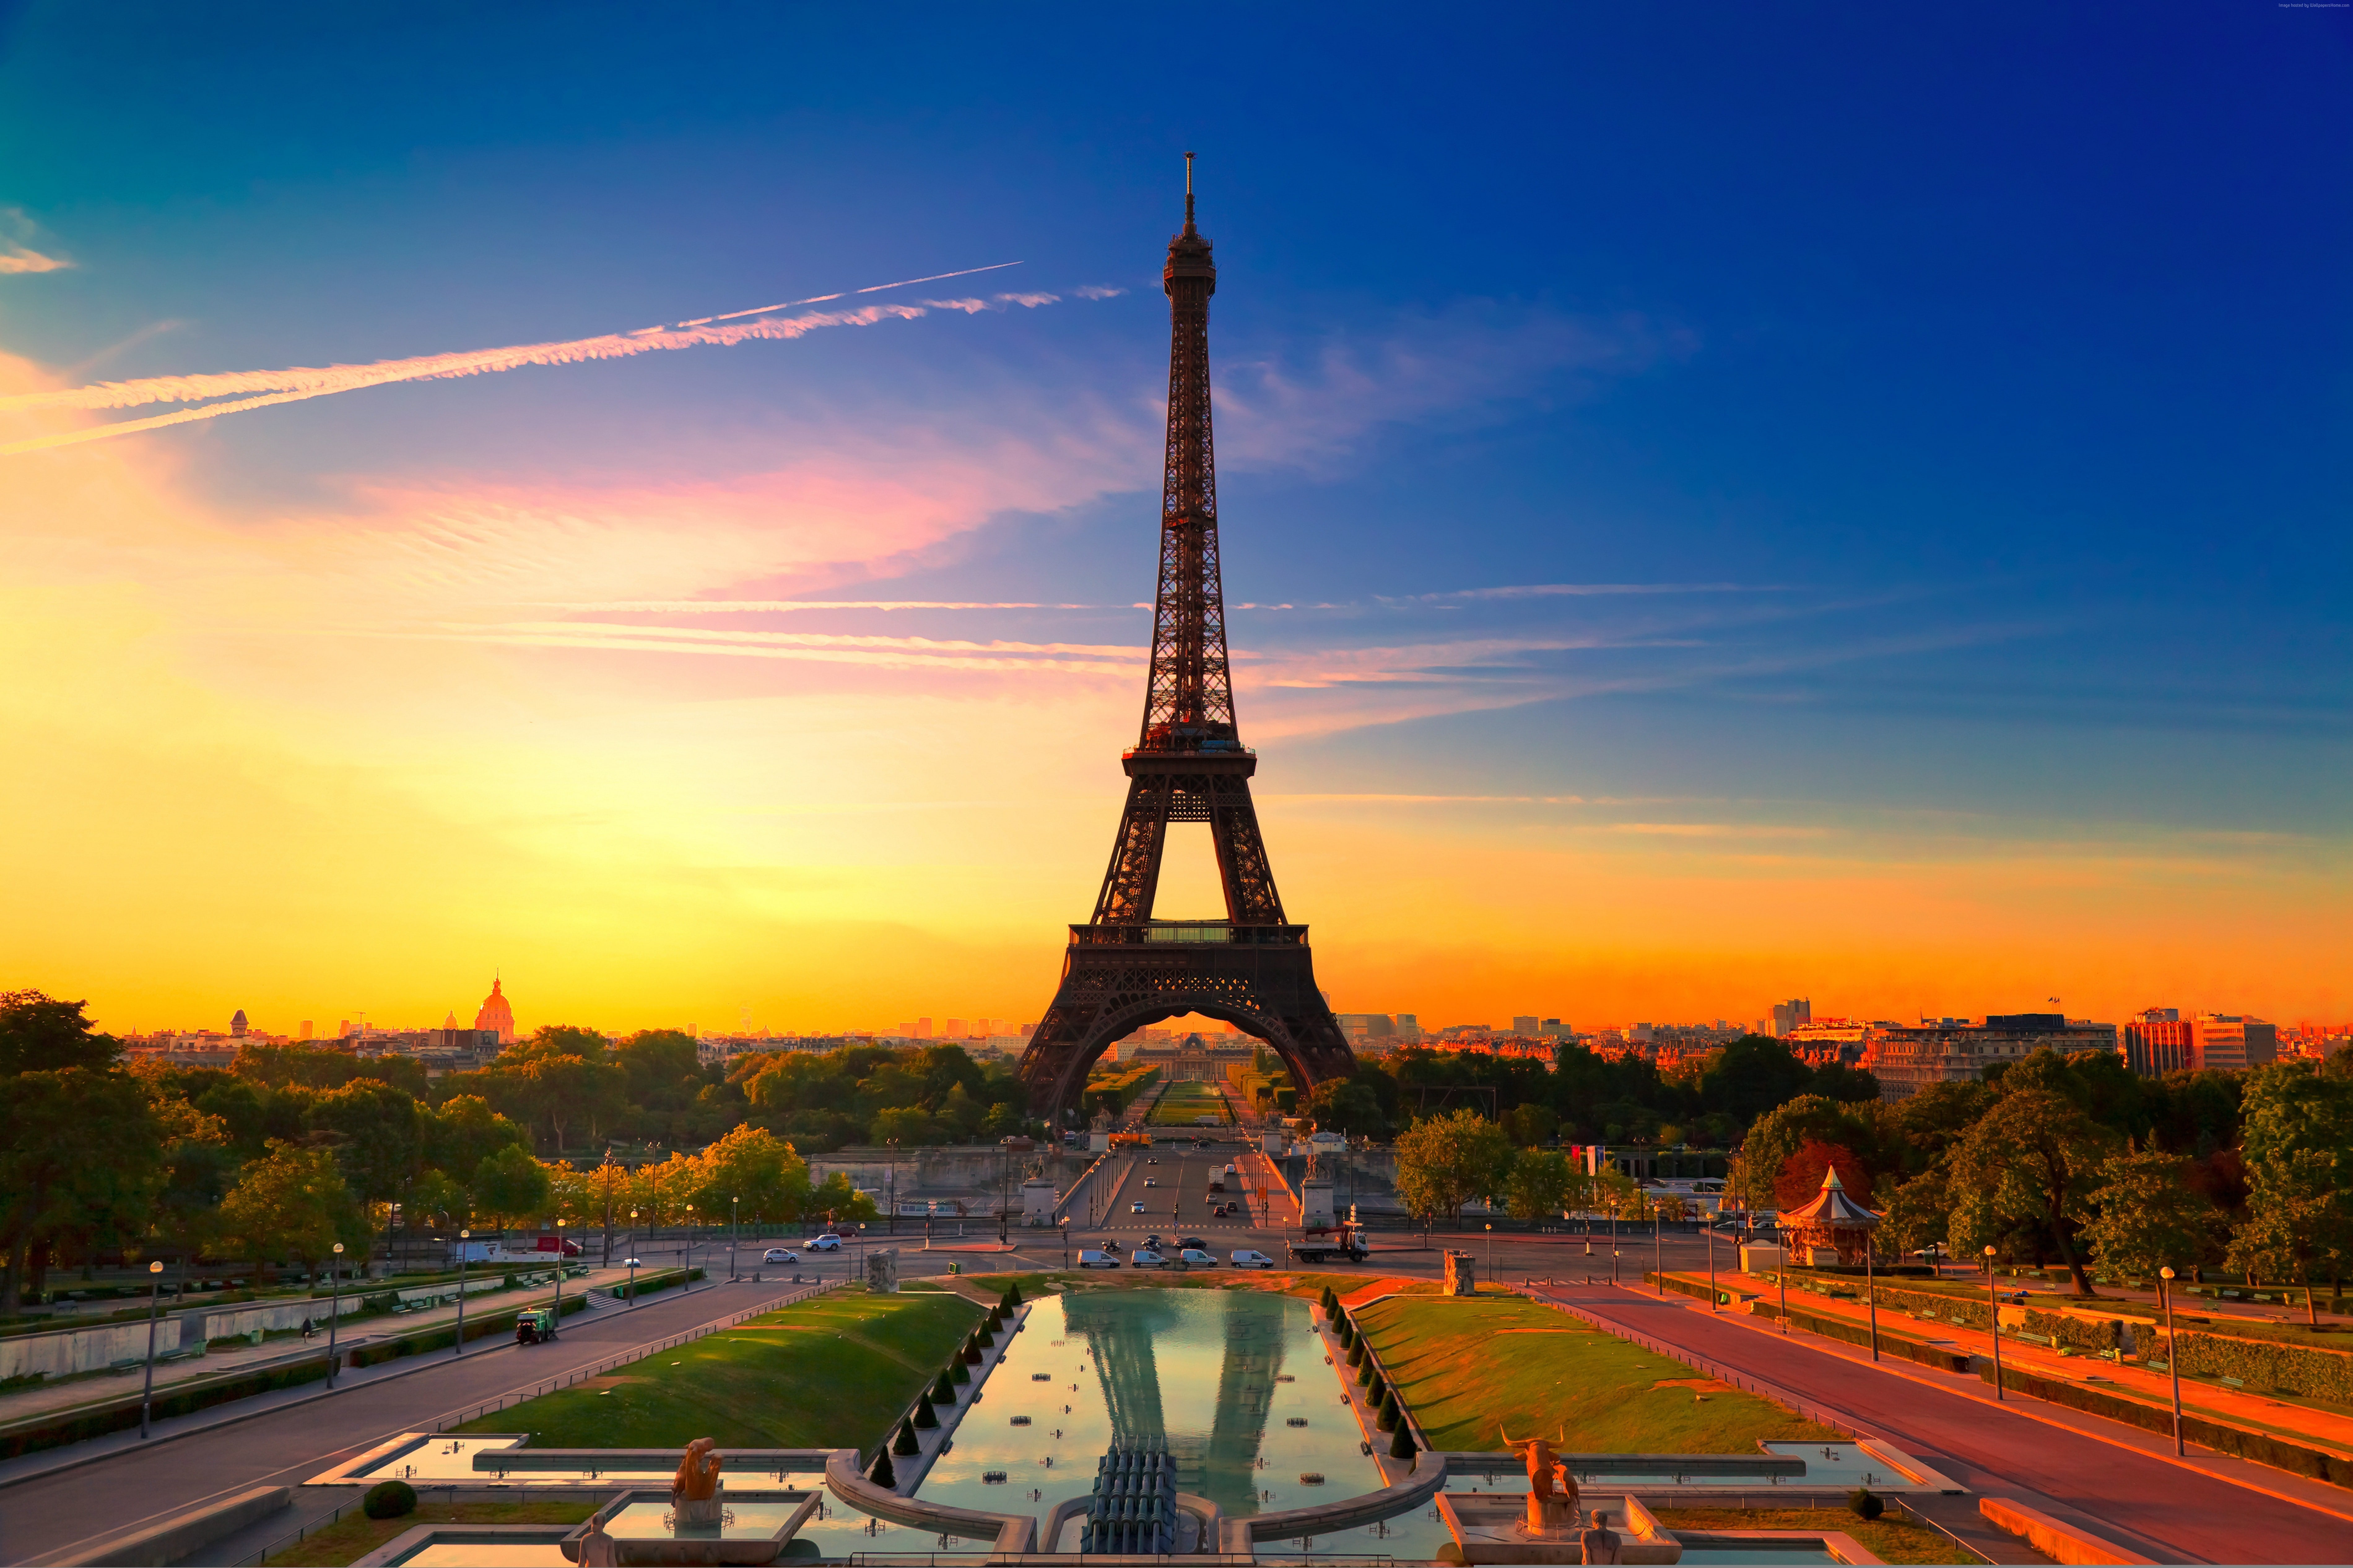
top-left (0, 269), bottom-right (1091, 457)
top-left (0, 247), bottom-right (71, 275)
top-left (1073, 285), bottom-right (1126, 300)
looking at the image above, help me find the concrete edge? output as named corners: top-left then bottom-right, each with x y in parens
top-left (23, 1482), bottom-right (289, 1568)
top-left (1978, 1497), bottom-right (2158, 1566)
top-left (823, 1446), bottom-right (1036, 1553)
top-left (1242, 1450), bottom-right (1448, 1543)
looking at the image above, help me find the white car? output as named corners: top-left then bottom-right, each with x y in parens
top-left (1230, 1249), bottom-right (1275, 1268)
top-left (807, 1233), bottom-right (844, 1251)
top-left (1178, 1248), bottom-right (1217, 1268)
top-left (1078, 1249), bottom-right (1123, 1269)
top-left (1132, 1248), bottom-right (1166, 1268)
top-left (1224, 1163), bottom-right (1238, 1175)
top-left (761, 1247), bottom-right (800, 1264)
top-left (1131, 1200), bottom-right (1147, 1213)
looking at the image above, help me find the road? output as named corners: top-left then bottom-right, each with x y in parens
top-left (0, 1280), bottom-right (794, 1565)
top-left (1532, 1281), bottom-right (2352, 1566)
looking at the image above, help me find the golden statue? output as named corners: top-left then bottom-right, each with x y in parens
top-left (1500, 1426), bottom-right (1581, 1534)
top-left (672, 1437), bottom-right (726, 1527)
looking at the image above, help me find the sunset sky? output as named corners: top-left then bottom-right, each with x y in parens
top-left (3, 4), bottom-right (2347, 1038)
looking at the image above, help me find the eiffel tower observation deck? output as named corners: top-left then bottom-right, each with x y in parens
top-left (1016, 157), bottom-right (1357, 1127)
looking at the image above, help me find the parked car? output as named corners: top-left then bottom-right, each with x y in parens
top-left (1078, 1249), bottom-right (1122, 1269)
top-left (1177, 1237), bottom-right (1206, 1250)
top-left (1131, 1200), bottom-right (1147, 1214)
top-left (1178, 1248), bottom-right (1217, 1268)
top-left (1230, 1249), bottom-right (1275, 1268)
top-left (762, 1247), bottom-right (800, 1264)
top-left (808, 1233), bottom-right (844, 1251)
top-left (1131, 1248), bottom-right (1167, 1268)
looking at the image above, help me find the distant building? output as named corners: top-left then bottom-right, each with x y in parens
top-left (1511, 1015), bottom-right (1538, 1035)
top-left (1392, 1014), bottom-right (1420, 1042)
top-left (1768, 998), bottom-right (1812, 1037)
top-left (1863, 1014), bottom-right (2119, 1099)
top-left (2122, 1008), bottom-right (2194, 1075)
top-left (229, 1009), bottom-right (250, 1038)
top-left (2190, 1014), bottom-right (2277, 1071)
top-left (473, 978), bottom-right (516, 1046)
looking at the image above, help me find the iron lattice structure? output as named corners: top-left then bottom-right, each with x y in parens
top-left (1018, 158), bottom-right (1356, 1123)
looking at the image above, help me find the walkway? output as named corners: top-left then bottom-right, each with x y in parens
top-left (1528, 1281), bottom-right (2353, 1565)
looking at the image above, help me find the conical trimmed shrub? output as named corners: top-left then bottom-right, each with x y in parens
top-left (1355, 1356), bottom-right (1376, 1387)
top-left (894, 1416), bottom-right (920, 1456)
top-left (870, 1448), bottom-right (898, 1488)
top-left (951, 1358), bottom-right (972, 1384)
top-left (1375, 1388), bottom-right (1399, 1432)
top-left (1389, 1422), bottom-right (1416, 1460)
top-left (931, 1371), bottom-right (956, 1403)
top-left (1365, 1372), bottom-right (1386, 1403)
top-left (962, 1333), bottom-right (984, 1365)
top-left (1005, 1282), bottom-right (1023, 1307)
top-left (1347, 1337), bottom-right (1367, 1369)
top-left (914, 1397), bottom-right (939, 1428)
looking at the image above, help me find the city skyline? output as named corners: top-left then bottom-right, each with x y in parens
top-left (5, 6), bottom-right (2347, 1035)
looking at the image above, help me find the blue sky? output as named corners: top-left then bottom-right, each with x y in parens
top-left (2, 2), bottom-right (2347, 1030)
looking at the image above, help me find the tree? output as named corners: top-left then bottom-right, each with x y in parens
top-left (1947, 1088), bottom-right (2118, 1296)
top-left (1504, 1149), bottom-right (1572, 1221)
top-left (2229, 1064), bottom-right (2353, 1323)
top-left (1774, 1141), bottom-right (1874, 1211)
top-left (1698, 1037), bottom-right (1816, 1126)
top-left (309, 1079), bottom-right (426, 1207)
top-left (693, 1125), bottom-right (812, 1224)
top-left (218, 1141), bottom-right (365, 1276)
top-left (1393, 1109), bottom-right (1513, 1228)
top-left (472, 1144), bottom-right (553, 1229)
top-left (1877, 1171), bottom-right (1952, 1261)
top-left (1735, 1097), bottom-right (1888, 1212)
top-left (0, 990), bottom-right (119, 1076)
top-left (427, 1096), bottom-right (529, 1177)
top-left (1308, 1078), bottom-right (1388, 1139)
top-left (407, 1167), bottom-right (470, 1231)
top-left (808, 1172), bottom-right (879, 1225)
top-left (2083, 1151), bottom-right (2225, 1282)
top-left (0, 1068), bottom-right (163, 1311)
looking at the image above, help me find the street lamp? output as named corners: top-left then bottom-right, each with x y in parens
top-left (1485, 1222), bottom-right (1493, 1284)
top-left (138, 1260), bottom-right (164, 1438)
top-left (684, 1206), bottom-right (695, 1288)
top-left (328, 1242), bottom-right (345, 1385)
top-left (731, 1197), bottom-right (740, 1283)
top-left (2160, 1266), bottom-right (2184, 1453)
top-left (626, 1256), bottom-right (642, 1306)
top-left (1864, 1226), bottom-right (1879, 1363)
top-left (1653, 1201), bottom-right (1663, 1296)
top-left (455, 1229), bottom-right (472, 1355)
top-left (1985, 1245), bottom-right (2003, 1402)
top-left (1707, 1205), bottom-right (1718, 1311)
top-left (552, 1222), bottom-right (565, 1332)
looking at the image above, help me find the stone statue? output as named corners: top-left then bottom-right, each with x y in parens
top-left (1579, 1509), bottom-right (1623, 1564)
top-left (1501, 1426), bottom-right (1581, 1534)
top-left (672, 1437), bottom-right (726, 1527)
top-left (576, 1522), bottom-right (620, 1566)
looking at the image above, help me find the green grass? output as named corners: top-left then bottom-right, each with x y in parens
top-left (1146, 1080), bottom-right (1232, 1125)
top-left (261, 1499), bottom-right (597, 1567)
top-left (1356, 1295), bottom-right (1840, 1453)
top-left (1651, 1507), bottom-right (1985, 1565)
top-left (974, 1269), bottom-right (1402, 1302)
top-left (450, 1287), bottom-right (981, 1452)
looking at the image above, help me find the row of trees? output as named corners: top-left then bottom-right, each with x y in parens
top-left (0, 991), bottom-right (946, 1306)
top-left (1729, 1047), bottom-right (2353, 1313)
top-left (1294, 1034), bottom-right (1880, 1150)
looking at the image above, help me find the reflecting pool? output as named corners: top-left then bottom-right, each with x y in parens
top-left (915, 1290), bottom-right (1386, 1525)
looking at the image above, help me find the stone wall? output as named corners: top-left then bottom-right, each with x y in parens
top-left (0, 1315), bottom-right (186, 1379)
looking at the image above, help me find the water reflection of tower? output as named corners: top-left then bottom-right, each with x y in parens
top-left (1064, 1290), bottom-right (1287, 1515)
top-left (1204, 1292), bottom-right (1287, 1512)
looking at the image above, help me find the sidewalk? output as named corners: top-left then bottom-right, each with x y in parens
top-left (0, 1263), bottom-right (633, 1432)
top-left (1660, 1268), bottom-right (2353, 1463)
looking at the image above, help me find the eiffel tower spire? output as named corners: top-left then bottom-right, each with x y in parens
top-left (1016, 159), bottom-right (1355, 1128)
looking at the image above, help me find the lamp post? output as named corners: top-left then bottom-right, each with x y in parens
top-left (1985, 1245), bottom-right (2003, 1402)
top-left (731, 1197), bottom-right (740, 1283)
top-left (1707, 1206), bottom-right (1718, 1310)
top-left (455, 1229), bottom-right (471, 1356)
top-left (552, 1222), bottom-right (565, 1332)
top-left (1864, 1227), bottom-right (1879, 1362)
top-left (2160, 1266), bottom-right (2184, 1453)
top-left (138, 1259), bottom-right (164, 1438)
top-left (328, 1242), bottom-right (345, 1385)
top-left (887, 1140), bottom-right (900, 1236)
top-left (628, 1209), bottom-right (639, 1297)
top-left (626, 1256), bottom-right (641, 1306)
top-left (1611, 1243), bottom-right (1620, 1287)
top-left (1485, 1222), bottom-right (1493, 1283)
top-left (1778, 1258), bottom-right (1788, 1335)
top-left (684, 1206), bottom-right (696, 1289)
top-left (1653, 1201), bottom-right (1663, 1296)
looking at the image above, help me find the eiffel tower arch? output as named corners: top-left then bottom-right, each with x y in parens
top-left (1017, 156), bottom-right (1357, 1128)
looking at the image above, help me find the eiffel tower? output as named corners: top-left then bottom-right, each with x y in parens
top-left (1017, 157), bottom-right (1356, 1127)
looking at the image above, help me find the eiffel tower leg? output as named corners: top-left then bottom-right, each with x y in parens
top-left (1206, 773), bottom-right (1284, 926)
top-left (1093, 776), bottom-right (1173, 926)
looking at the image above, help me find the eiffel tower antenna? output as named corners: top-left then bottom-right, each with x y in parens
top-left (1017, 160), bottom-right (1356, 1135)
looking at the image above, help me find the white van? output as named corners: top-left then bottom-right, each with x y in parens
top-left (1230, 1249), bottom-right (1275, 1268)
top-left (1178, 1248), bottom-right (1217, 1268)
top-left (1077, 1249), bottom-right (1122, 1269)
top-left (1131, 1247), bottom-right (1167, 1268)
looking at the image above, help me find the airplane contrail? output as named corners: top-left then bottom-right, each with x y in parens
top-left (0, 265), bottom-right (1038, 457)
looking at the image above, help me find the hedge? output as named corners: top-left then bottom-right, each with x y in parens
top-left (1743, 1297), bottom-right (1976, 1374)
top-left (0, 1281), bottom-right (609, 1461)
top-left (1981, 1361), bottom-right (2353, 1490)
top-left (2157, 1329), bottom-right (2353, 1406)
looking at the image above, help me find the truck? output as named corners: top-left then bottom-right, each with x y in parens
top-left (1287, 1219), bottom-right (1371, 1265)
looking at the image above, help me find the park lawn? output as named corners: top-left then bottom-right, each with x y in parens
top-left (262, 1499), bottom-right (597, 1567)
top-left (1650, 1507), bottom-right (1985, 1565)
top-left (1146, 1081), bottom-right (1231, 1125)
top-left (978, 1269), bottom-right (1422, 1303)
top-left (1355, 1295), bottom-right (1839, 1453)
top-left (450, 1287), bottom-right (981, 1452)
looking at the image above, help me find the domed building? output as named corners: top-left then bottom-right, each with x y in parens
top-left (473, 978), bottom-right (516, 1045)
